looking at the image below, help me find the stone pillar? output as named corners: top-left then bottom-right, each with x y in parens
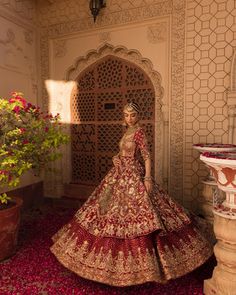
top-left (199, 180), bottom-right (216, 223)
top-left (204, 214), bottom-right (236, 295)
top-left (200, 152), bottom-right (236, 295)
top-left (193, 144), bottom-right (236, 223)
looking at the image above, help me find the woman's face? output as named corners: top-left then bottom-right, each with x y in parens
top-left (123, 110), bottom-right (139, 127)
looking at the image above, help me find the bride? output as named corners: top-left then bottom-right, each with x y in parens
top-left (51, 101), bottom-right (213, 286)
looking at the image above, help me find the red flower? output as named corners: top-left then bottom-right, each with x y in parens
top-left (13, 106), bottom-right (21, 114)
top-left (0, 170), bottom-right (9, 175)
top-left (9, 94), bottom-right (27, 108)
top-left (9, 98), bottom-right (16, 103)
top-left (20, 128), bottom-right (26, 133)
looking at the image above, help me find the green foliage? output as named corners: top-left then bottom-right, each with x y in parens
top-left (0, 92), bottom-right (70, 206)
top-left (0, 193), bottom-right (11, 205)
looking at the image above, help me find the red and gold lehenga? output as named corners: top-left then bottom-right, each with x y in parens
top-left (51, 125), bottom-right (213, 287)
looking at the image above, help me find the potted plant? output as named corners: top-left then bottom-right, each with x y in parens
top-left (0, 92), bottom-right (69, 261)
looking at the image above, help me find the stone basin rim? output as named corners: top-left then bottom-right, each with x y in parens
top-left (200, 154), bottom-right (236, 167)
top-left (193, 143), bottom-right (236, 148)
top-left (193, 143), bottom-right (236, 152)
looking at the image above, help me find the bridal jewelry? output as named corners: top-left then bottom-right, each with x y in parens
top-left (125, 124), bottom-right (140, 136)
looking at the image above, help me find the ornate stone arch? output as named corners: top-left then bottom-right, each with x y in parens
top-left (65, 43), bottom-right (166, 185)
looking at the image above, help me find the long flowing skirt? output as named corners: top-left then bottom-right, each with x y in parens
top-left (51, 157), bottom-right (213, 286)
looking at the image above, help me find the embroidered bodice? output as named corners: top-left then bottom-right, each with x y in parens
top-left (119, 126), bottom-right (150, 161)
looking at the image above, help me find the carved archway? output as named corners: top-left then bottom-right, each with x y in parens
top-left (66, 44), bottom-right (165, 185)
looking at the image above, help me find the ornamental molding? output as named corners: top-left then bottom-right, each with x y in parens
top-left (24, 30), bottom-right (34, 45)
top-left (169, 0), bottom-right (185, 201)
top-left (65, 43), bottom-right (163, 102)
top-left (147, 22), bottom-right (167, 44)
top-left (99, 31), bottom-right (111, 43)
top-left (0, 28), bottom-right (36, 94)
top-left (0, 5), bottom-right (36, 30)
top-left (41, 1), bottom-right (172, 39)
top-left (54, 39), bottom-right (67, 58)
top-left (0, 29), bottom-right (15, 46)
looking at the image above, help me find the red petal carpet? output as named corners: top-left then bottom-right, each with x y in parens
top-left (0, 207), bottom-right (216, 295)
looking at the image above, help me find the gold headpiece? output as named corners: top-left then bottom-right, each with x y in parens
top-left (124, 102), bottom-right (140, 113)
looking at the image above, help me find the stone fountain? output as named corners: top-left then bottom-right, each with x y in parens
top-left (200, 151), bottom-right (236, 295)
top-left (193, 144), bottom-right (236, 223)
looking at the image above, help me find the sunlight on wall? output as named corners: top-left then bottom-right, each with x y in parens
top-left (45, 79), bottom-right (77, 123)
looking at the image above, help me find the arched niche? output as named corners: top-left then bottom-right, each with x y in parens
top-left (65, 44), bottom-right (167, 186)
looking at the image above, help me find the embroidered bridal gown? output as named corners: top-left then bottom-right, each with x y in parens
top-left (51, 126), bottom-right (213, 286)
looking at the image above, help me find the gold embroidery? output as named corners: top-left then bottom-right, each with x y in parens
top-left (159, 229), bottom-right (213, 280)
top-left (75, 164), bottom-right (165, 238)
top-left (51, 125), bottom-right (213, 287)
top-left (51, 238), bottom-right (161, 286)
top-left (51, 225), bottom-right (212, 287)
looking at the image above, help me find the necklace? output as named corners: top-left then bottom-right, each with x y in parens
top-left (125, 124), bottom-right (139, 136)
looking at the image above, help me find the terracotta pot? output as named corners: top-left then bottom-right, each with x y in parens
top-left (0, 197), bottom-right (23, 261)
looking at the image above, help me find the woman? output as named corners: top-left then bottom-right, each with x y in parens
top-left (51, 102), bottom-right (213, 287)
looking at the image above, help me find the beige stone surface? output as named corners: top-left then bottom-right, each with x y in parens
top-left (204, 214), bottom-right (236, 295)
top-left (0, 1), bottom-right (39, 190)
top-left (184, 0), bottom-right (235, 209)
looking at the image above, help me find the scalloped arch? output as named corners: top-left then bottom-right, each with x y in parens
top-left (65, 43), bottom-right (165, 183)
top-left (65, 43), bottom-right (164, 105)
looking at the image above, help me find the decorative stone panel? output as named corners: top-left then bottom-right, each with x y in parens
top-left (185, 0), bottom-right (236, 210)
top-left (0, 0), bottom-right (36, 21)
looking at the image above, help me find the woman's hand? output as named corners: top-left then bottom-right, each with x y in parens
top-left (112, 155), bottom-right (121, 170)
top-left (144, 177), bottom-right (153, 194)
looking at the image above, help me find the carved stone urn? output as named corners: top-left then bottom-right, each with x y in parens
top-left (200, 151), bottom-right (236, 295)
top-left (193, 144), bottom-right (236, 223)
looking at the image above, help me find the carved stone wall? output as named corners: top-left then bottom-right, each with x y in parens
top-left (0, 0), bottom-right (36, 22)
top-left (0, 0), bottom-right (232, 209)
top-left (0, 27), bottom-right (38, 97)
top-left (37, 0), bottom-right (172, 28)
top-left (184, 0), bottom-right (236, 210)
top-left (39, 0), bottom-right (185, 203)
top-left (0, 1), bottom-right (40, 189)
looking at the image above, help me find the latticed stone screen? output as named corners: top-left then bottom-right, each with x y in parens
top-left (71, 55), bottom-right (155, 185)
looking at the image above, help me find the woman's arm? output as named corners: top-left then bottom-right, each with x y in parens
top-left (134, 128), bottom-right (153, 194)
top-left (112, 153), bottom-right (121, 170)
top-left (143, 157), bottom-right (153, 194)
